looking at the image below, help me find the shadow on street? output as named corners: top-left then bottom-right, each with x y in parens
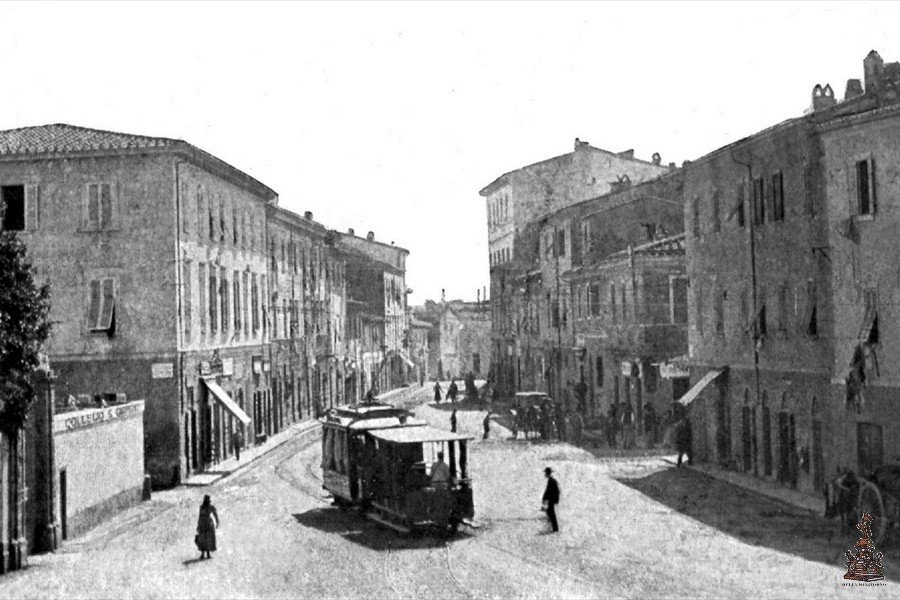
top-left (293, 508), bottom-right (473, 551)
top-left (616, 465), bottom-right (900, 582)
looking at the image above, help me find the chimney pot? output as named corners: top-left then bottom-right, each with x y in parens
top-left (668, 162), bottom-right (677, 170)
top-left (347, 227), bottom-right (355, 235)
top-left (652, 152), bottom-right (661, 166)
top-left (845, 78), bottom-right (864, 100)
top-left (304, 211), bottom-right (313, 221)
top-left (366, 231), bottom-right (375, 241)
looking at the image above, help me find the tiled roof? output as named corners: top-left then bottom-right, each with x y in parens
top-left (0, 123), bottom-right (179, 156)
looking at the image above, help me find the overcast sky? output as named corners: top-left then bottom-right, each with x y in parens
top-left (1, 2), bottom-right (896, 304)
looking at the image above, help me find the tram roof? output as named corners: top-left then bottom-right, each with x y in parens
top-left (368, 426), bottom-right (473, 444)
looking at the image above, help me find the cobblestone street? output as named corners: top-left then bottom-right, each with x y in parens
top-left (1, 388), bottom-right (895, 598)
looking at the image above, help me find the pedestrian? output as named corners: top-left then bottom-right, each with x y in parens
top-left (643, 404), bottom-right (658, 449)
top-left (449, 379), bottom-right (459, 403)
top-left (450, 408), bottom-right (458, 433)
top-left (573, 411), bottom-right (584, 446)
top-left (483, 411), bottom-right (491, 440)
top-left (196, 495), bottom-right (219, 560)
top-left (232, 429), bottom-right (243, 461)
top-left (676, 414), bottom-right (693, 467)
top-left (430, 451), bottom-right (451, 488)
top-left (606, 404), bottom-right (618, 449)
top-left (621, 403), bottom-right (635, 449)
top-left (510, 408), bottom-right (518, 439)
top-left (365, 389), bottom-right (374, 403)
top-left (433, 380), bottom-right (443, 403)
top-left (420, 371), bottom-right (425, 387)
top-left (541, 467), bottom-right (560, 533)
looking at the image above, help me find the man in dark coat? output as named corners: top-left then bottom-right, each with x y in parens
top-left (606, 404), bottom-right (618, 449)
top-left (483, 411), bottom-right (491, 440)
top-left (450, 409), bottom-right (458, 433)
top-left (542, 467), bottom-right (560, 532)
top-left (232, 429), bottom-right (243, 461)
top-left (433, 381), bottom-right (443, 403)
top-left (448, 379), bottom-right (459, 403)
top-left (676, 414), bottom-right (693, 467)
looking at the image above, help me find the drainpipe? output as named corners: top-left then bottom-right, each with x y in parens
top-left (730, 153), bottom-right (761, 411)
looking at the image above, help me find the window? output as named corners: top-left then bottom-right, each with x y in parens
top-left (777, 284), bottom-right (789, 333)
top-left (692, 195), bottom-right (700, 239)
top-left (806, 280), bottom-right (818, 337)
top-left (251, 274), bottom-right (260, 333)
top-left (671, 277), bottom-right (688, 325)
top-left (233, 206), bottom-right (239, 245)
top-left (220, 268), bottom-right (229, 333)
top-left (753, 177), bottom-right (765, 226)
top-left (472, 353), bottom-right (481, 374)
top-left (196, 189), bottom-right (205, 240)
top-left (85, 183), bottom-right (113, 230)
top-left (772, 172), bottom-right (785, 221)
top-left (736, 183), bottom-right (746, 228)
top-left (758, 286), bottom-right (767, 337)
top-left (208, 195), bottom-right (216, 241)
top-left (88, 278), bottom-right (116, 332)
top-left (610, 284), bottom-right (617, 322)
top-left (714, 288), bottom-right (725, 336)
top-left (199, 263), bottom-right (207, 335)
top-left (621, 285), bottom-right (627, 322)
top-left (695, 280), bottom-right (704, 335)
top-left (589, 283), bottom-right (600, 317)
top-left (556, 229), bottom-right (566, 257)
top-left (862, 288), bottom-right (878, 346)
top-left (219, 198), bottom-right (226, 242)
top-left (209, 269), bottom-right (218, 334)
top-left (712, 191), bottom-right (721, 233)
top-left (552, 299), bottom-right (560, 329)
top-left (595, 356), bottom-right (603, 388)
top-left (182, 261), bottom-right (192, 342)
top-left (233, 273), bottom-right (241, 332)
top-left (581, 222), bottom-right (591, 257)
top-left (856, 158), bottom-right (876, 215)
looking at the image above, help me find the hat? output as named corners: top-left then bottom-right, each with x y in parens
top-left (544, 467), bottom-right (552, 475)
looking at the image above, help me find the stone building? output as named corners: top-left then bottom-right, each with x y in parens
top-left (437, 300), bottom-right (491, 381)
top-left (338, 230), bottom-right (411, 396)
top-left (0, 124), bottom-right (394, 490)
top-left (480, 139), bottom-right (670, 398)
top-left (512, 170), bottom-right (686, 414)
top-left (682, 50), bottom-right (900, 494)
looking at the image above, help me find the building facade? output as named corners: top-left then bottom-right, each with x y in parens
top-left (480, 140), bottom-right (670, 398)
top-left (0, 124), bottom-right (408, 491)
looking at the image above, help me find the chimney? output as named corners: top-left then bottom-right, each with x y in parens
top-left (366, 231), bottom-right (375, 241)
top-left (668, 162), bottom-right (677, 171)
top-left (441, 288), bottom-right (446, 302)
top-left (304, 211), bottom-right (313, 221)
top-left (811, 83), bottom-right (836, 111)
top-left (651, 152), bottom-right (661, 166)
top-left (864, 50), bottom-right (884, 94)
top-left (483, 285), bottom-right (487, 302)
top-left (477, 289), bottom-right (481, 304)
top-left (845, 78), bottom-right (864, 100)
top-left (618, 149), bottom-right (635, 160)
top-left (574, 138), bottom-right (589, 150)
top-left (347, 227), bottom-right (355, 236)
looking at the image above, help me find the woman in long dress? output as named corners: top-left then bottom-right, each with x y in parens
top-left (197, 495), bottom-right (219, 559)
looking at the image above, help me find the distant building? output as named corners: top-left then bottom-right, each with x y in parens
top-left (438, 300), bottom-right (491, 380)
top-left (480, 140), bottom-right (670, 398)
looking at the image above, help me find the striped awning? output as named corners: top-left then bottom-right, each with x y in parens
top-left (677, 369), bottom-right (725, 406)
top-left (202, 379), bottom-right (251, 425)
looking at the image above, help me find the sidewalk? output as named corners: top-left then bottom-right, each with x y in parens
top-left (184, 418), bottom-right (321, 487)
top-left (670, 458), bottom-right (824, 515)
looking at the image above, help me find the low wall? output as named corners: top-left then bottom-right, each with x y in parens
top-left (54, 401), bottom-right (145, 539)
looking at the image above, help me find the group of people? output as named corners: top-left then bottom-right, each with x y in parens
top-left (511, 402), bottom-right (584, 445)
top-left (433, 379), bottom-right (459, 403)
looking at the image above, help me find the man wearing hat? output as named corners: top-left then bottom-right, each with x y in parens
top-left (541, 467), bottom-right (561, 533)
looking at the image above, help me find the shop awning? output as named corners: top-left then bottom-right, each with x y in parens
top-left (676, 369), bottom-right (725, 406)
top-left (202, 379), bottom-right (251, 425)
top-left (399, 351), bottom-right (415, 369)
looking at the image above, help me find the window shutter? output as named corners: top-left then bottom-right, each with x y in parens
top-left (869, 159), bottom-right (876, 214)
top-left (98, 279), bottom-right (115, 330)
top-left (88, 279), bottom-right (102, 329)
top-left (87, 184), bottom-right (100, 228)
top-left (100, 183), bottom-right (113, 228)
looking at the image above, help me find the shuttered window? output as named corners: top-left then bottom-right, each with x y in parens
top-left (88, 278), bottom-right (116, 331)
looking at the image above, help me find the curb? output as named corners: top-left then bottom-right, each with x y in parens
top-left (183, 420), bottom-right (322, 487)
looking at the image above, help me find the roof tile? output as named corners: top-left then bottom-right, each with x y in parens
top-left (0, 123), bottom-right (179, 156)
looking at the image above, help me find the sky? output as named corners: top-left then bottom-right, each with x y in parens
top-left (0, 1), bottom-right (897, 305)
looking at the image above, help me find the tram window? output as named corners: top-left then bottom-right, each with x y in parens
top-left (321, 429), bottom-right (331, 469)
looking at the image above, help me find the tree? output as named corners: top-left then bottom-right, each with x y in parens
top-left (0, 232), bottom-right (51, 434)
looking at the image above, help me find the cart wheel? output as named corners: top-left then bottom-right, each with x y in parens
top-left (856, 480), bottom-right (886, 544)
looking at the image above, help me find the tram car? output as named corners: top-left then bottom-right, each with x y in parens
top-left (320, 401), bottom-right (474, 534)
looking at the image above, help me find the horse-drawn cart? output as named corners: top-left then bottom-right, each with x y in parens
top-left (827, 465), bottom-right (900, 544)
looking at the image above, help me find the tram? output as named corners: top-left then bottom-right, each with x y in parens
top-left (320, 401), bottom-right (474, 534)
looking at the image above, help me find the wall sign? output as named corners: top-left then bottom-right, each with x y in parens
top-left (151, 363), bottom-right (174, 379)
